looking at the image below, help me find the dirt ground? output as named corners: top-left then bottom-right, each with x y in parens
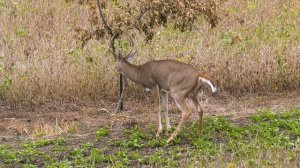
top-left (0, 91), bottom-right (299, 145)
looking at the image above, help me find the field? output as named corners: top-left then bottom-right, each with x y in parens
top-left (0, 0), bottom-right (300, 167)
top-left (0, 93), bottom-right (299, 167)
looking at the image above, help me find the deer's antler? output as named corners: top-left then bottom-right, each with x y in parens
top-left (108, 33), bottom-right (119, 60)
top-left (97, 0), bottom-right (149, 60)
top-left (125, 35), bottom-right (134, 59)
top-left (96, 0), bottom-right (119, 60)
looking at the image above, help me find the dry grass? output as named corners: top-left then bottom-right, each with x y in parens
top-left (0, 116), bottom-right (78, 138)
top-left (186, 147), bottom-right (300, 167)
top-left (0, 0), bottom-right (299, 105)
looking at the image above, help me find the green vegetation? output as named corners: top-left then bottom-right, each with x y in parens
top-left (23, 138), bottom-right (66, 149)
top-left (95, 127), bottom-right (110, 141)
top-left (0, 109), bottom-right (299, 167)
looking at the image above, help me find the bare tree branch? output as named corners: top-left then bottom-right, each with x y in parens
top-left (96, 0), bottom-right (113, 36)
top-left (115, 75), bottom-right (125, 112)
top-left (129, 6), bottom-right (151, 30)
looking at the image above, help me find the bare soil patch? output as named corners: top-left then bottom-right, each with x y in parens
top-left (0, 91), bottom-right (299, 145)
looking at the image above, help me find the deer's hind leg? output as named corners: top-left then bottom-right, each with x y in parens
top-left (190, 82), bottom-right (204, 134)
top-left (190, 94), bottom-right (204, 134)
top-left (167, 93), bottom-right (191, 143)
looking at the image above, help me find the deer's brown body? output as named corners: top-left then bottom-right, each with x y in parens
top-left (118, 59), bottom-right (200, 94)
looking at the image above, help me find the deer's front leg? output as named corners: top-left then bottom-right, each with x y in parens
top-left (152, 86), bottom-right (162, 137)
top-left (161, 92), bottom-right (171, 132)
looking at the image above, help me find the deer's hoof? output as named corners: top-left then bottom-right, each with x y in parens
top-left (164, 129), bottom-right (170, 136)
top-left (156, 128), bottom-right (163, 138)
top-left (167, 137), bottom-right (173, 144)
top-left (155, 132), bottom-right (161, 138)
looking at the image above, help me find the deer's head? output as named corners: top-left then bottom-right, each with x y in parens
top-left (108, 33), bottom-right (137, 73)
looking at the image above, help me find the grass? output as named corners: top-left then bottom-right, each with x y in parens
top-left (0, 108), bottom-right (299, 167)
top-left (95, 127), bottom-right (110, 141)
top-left (0, 0), bottom-right (299, 105)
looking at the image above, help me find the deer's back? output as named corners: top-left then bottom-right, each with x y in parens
top-left (140, 60), bottom-right (199, 92)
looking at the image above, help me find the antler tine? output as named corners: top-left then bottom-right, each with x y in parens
top-left (125, 35), bottom-right (134, 58)
top-left (109, 33), bottom-right (119, 59)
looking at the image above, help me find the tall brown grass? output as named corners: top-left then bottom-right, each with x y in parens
top-left (0, 0), bottom-right (299, 106)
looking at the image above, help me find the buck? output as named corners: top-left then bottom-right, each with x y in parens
top-left (108, 34), bottom-right (217, 143)
top-left (96, 0), bottom-right (217, 143)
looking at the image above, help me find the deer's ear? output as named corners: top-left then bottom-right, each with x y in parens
top-left (125, 51), bottom-right (137, 62)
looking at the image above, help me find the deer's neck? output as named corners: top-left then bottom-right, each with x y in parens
top-left (120, 62), bottom-right (142, 84)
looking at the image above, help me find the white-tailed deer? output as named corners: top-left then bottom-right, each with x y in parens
top-left (108, 34), bottom-right (217, 143)
top-left (96, 0), bottom-right (217, 143)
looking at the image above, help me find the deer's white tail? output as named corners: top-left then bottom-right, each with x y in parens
top-left (199, 74), bottom-right (217, 93)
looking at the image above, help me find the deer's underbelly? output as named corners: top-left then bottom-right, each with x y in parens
top-left (144, 87), bottom-right (169, 93)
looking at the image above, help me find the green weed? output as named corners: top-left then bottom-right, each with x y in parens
top-left (46, 160), bottom-right (73, 168)
top-left (23, 138), bottom-right (67, 149)
top-left (219, 31), bottom-right (236, 46)
top-left (95, 127), bottom-right (110, 141)
top-left (0, 145), bottom-right (18, 164)
top-left (111, 126), bottom-right (148, 149)
top-left (89, 148), bottom-right (106, 164)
